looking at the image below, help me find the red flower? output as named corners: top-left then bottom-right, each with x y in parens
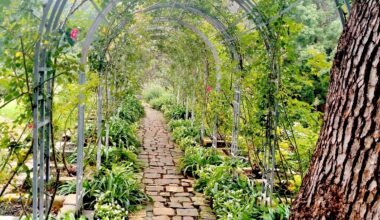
top-left (206, 86), bottom-right (212, 93)
top-left (28, 123), bottom-right (34, 129)
top-left (70, 28), bottom-right (79, 40)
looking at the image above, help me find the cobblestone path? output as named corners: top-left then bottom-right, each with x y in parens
top-left (129, 105), bottom-right (216, 220)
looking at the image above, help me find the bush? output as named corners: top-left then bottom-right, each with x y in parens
top-left (178, 146), bottom-right (223, 176)
top-left (143, 86), bottom-right (165, 102)
top-left (118, 95), bottom-right (144, 124)
top-left (58, 181), bottom-right (76, 196)
top-left (172, 125), bottom-right (199, 143)
top-left (101, 147), bottom-right (141, 171)
top-left (164, 104), bottom-right (186, 120)
top-left (108, 118), bottom-right (140, 150)
top-left (194, 159), bottom-right (290, 220)
top-left (83, 165), bottom-right (150, 211)
top-left (94, 193), bottom-right (129, 219)
top-left (150, 93), bottom-right (175, 111)
top-left (167, 119), bottom-right (192, 132)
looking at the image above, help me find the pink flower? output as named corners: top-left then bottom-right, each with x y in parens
top-left (70, 28), bottom-right (79, 40)
top-left (206, 86), bottom-right (212, 93)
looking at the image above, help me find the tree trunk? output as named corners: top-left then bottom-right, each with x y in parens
top-left (291, 1), bottom-right (380, 219)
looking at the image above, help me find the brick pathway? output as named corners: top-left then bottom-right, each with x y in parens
top-left (129, 105), bottom-right (216, 220)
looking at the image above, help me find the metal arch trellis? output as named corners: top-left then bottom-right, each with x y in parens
top-left (91, 18), bottom-right (223, 170)
top-left (152, 17), bottom-right (223, 147)
top-left (77, 0), bottom-right (244, 214)
top-left (30, 0), bottom-right (351, 218)
top-left (30, 0), bottom-right (266, 217)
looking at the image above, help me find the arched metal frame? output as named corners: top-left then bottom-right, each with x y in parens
top-left (92, 19), bottom-right (223, 172)
top-left (31, 0), bottom-right (347, 217)
top-left (31, 0), bottom-right (265, 217)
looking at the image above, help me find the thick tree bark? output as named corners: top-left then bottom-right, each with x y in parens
top-left (291, 1), bottom-right (380, 219)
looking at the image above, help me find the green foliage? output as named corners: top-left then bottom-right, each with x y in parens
top-left (101, 147), bottom-right (141, 171)
top-left (167, 119), bottom-right (193, 132)
top-left (143, 86), bottom-right (165, 102)
top-left (94, 193), bottom-right (129, 220)
top-left (108, 118), bottom-right (140, 150)
top-left (58, 181), bottom-right (76, 196)
top-left (172, 124), bottom-right (200, 143)
top-left (178, 146), bottom-right (223, 177)
top-left (59, 213), bottom-right (88, 220)
top-left (194, 160), bottom-right (290, 220)
top-left (118, 94), bottom-right (145, 124)
top-left (163, 104), bottom-right (186, 120)
top-left (83, 165), bottom-right (150, 211)
top-left (108, 95), bottom-right (144, 150)
top-left (149, 93), bottom-right (175, 111)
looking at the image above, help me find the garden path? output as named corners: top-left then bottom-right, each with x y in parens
top-left (129, 105), bottom-right (216, 220)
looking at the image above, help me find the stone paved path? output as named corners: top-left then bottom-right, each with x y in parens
top-left (129, 105), bottom-right (216, 220)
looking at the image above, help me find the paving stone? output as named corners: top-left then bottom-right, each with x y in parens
top-left (130, 209), bottom-right (147, 218)
top-left (146, 186), bottom-right (164, 192)
top-left (147, 191), bottom-right (158, 196)
top-left (160, 192), bottom-right (171, 197)
top-left (177, 209), bottom-right (199, 217)
top-left (153, 208), bottom-right (175, 216)
top-left (163, 174), bottom-right (184, 179)
top-left (191, 197), bottom-right (205, 206)
top-left (145, 173), bottom-right (161, 178)
top-left (151, 196), bottom-right (166, 202)
top-left (154, 202), bottom-right (165, 208)
top-left (170, 197), bottom-right (191, 203)
top-left (63, 194), bottom-right (76, 206)
top-left (174, 192), bottom-right (192, 197)
top-left (152, 216), bottom-right (170, 220)
top-left (166, 186), bottom-right (184, 193)
top-left (168, 202), bottom-right (183, 208)
top-left (155, 178), bottom-right (180, 185)
top-left (183, 202), bottom-right (195, 208)
top-left (128, 105), bottom-right (214, 220)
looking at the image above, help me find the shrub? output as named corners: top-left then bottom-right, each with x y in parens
top-left (172, 125), bottom-right (199, 143)
top-left (58, 181), bottom-right (76, 196)
top-left (94, 193), bottom-right (129, 219)
top-left (167, 119), bottom-right (192, 132)
top-left (118, 95), bottom-right (144, 124)
top-left (193, 159), bottom-right (290, 219)
top-left (108, 118), bottom-right (140, 150)
top-left (164, 104), bottom-right (186, 120)
top-left (178, 146), bottom-right (223, 177)
top-left (149, 93), bottom-right (175, 111)
top-left (83, 165), bottom-right (150, 211)
top-left (101, 147), bottom-right (141, 171)
top-left (177, 136), bottom-right (196, 151)
top-left (143, 86), bottom-right (165, 102)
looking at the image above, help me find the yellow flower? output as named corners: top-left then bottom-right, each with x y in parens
top-left (15, 51), bottom-right (23, 58)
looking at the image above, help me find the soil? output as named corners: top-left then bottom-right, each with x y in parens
top-left (0, 201), bottom-right (32, 216)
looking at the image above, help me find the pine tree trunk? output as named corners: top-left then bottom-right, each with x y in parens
top-left (291, 1), bottom-right (380, 219)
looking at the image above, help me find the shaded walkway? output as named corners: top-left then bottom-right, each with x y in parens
top-left (130, 105), bottom-right (215, 220)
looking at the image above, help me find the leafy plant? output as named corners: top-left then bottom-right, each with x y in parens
top-left (149, 93), bottom-right (175, 111)
top-left (58, 181), bottom-right (76, 196)
top-left (83, 165), bottom-right (150, 211)
top-left (142, 86), bottom-right (165, 102)
top-left (108, 118), bottom-right (140, 150)
top-left (118, 94), bottom-right (144, 124)
top-left (178, 146), bottom-right (223, 177)
top-left (167, 119), bottom-right (193, 132)
top-left (94, 193), bottom-right (129, 220)
top-left (172, 125), bottom-right (200, 143)
top-left (101, 147), bottom-right (141, 171)
top-left (163, 104), bottom-right (186, 120)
